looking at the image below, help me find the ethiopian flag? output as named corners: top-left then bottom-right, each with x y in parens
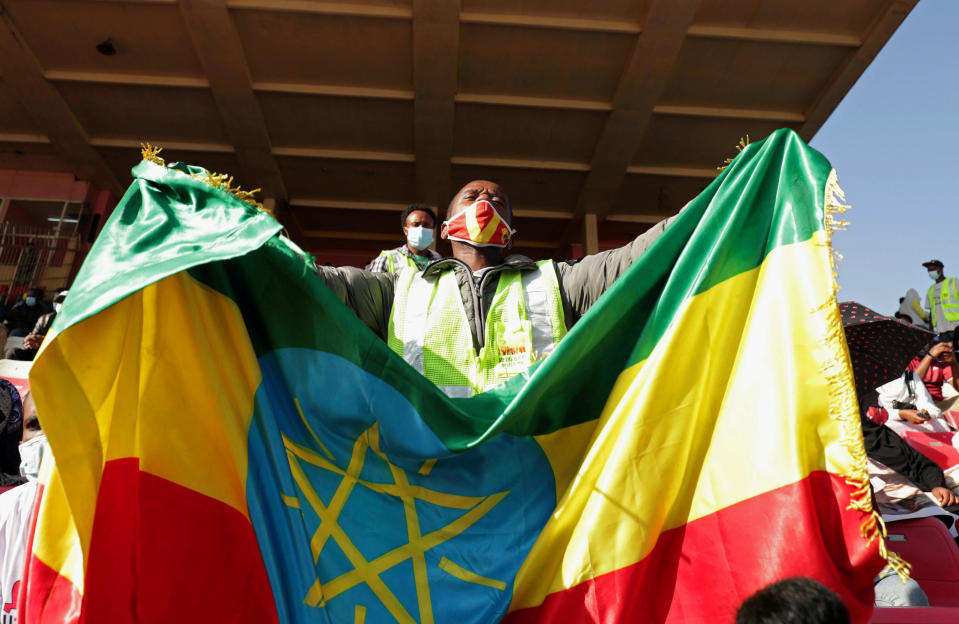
top-left (21, 129), bottom-right (887, 624)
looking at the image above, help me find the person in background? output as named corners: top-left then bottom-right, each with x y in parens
top-left (922, 259), bottom-right (959, 334)
top-left (908, 340), bottom-right (959, 413)
top-left (896, 288), bottom-right (929, 327)
top-left (365, 203), bottom-right (442, 274)
top-left (875, 369), bottom-right (952, 435)
top-left (735, 577), bottom-right (849, 624)
top-left (8, 289), bottom-right (67, 361)
top-left (2, 287), bottom-right (47, 338)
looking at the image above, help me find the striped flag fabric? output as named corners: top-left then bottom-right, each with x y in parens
top-left (22, 129), bottom-right (889, 623)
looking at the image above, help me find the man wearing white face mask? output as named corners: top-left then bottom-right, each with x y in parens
top-left (922, 259), bottom-right (959, 334)
top-left (365, 203), bottom-right (442, 274)
top-left (315, 180), bottom-right (676, 397)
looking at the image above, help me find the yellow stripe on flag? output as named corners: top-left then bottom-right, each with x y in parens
top-left (513, 230), bottom-right (858, 608)
top-left (31, 272), bottom-right (261, 572)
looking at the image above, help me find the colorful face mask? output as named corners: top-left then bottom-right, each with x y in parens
top-left (443, 200), bottom-right (515, 248)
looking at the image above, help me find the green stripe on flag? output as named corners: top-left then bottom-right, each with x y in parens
top-left (50, 128), bottom-right (833, 452)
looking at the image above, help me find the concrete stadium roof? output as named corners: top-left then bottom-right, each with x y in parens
top-left (0, 0), bottom-right (917, 263)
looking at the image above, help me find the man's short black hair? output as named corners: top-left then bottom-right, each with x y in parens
top-left (401, 203), bottom-right (436, 227)
top-left (736, 577), bottom-right (849, 624)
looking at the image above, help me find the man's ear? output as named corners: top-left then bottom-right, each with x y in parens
top-left (440, 222), bottom-right (449, 240)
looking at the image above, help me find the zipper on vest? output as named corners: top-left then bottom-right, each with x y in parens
top-left (469, 272), bottom-right (486, 351)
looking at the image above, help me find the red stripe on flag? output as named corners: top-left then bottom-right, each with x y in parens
top-left (505, 471), bottom-right (883, 624)
top-left (25, 458), bottom-right (280, 623)
top-left (19, 483), bottom-right (82, 623)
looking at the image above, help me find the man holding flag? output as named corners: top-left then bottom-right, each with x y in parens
top-left (21, 130), bottom-right (893, 623)
top-left (316, 179), bottom-right (673, 396)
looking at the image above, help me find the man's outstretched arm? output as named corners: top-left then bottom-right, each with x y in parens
top-left (314, 266), bottom-right (396, 341)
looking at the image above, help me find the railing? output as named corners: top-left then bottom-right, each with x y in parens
top-left (0, 223), bottom-right (79, 304)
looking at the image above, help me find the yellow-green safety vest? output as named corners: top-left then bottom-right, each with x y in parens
top-left (378, 249), bottom-right (423, 274)
top-left (388, 261), bottom-right (567, 397)
top-left (927, 277), bottom-right (959, 330)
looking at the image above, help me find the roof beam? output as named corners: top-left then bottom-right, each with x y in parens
top-left (252, 81), bottom-right (414, 100)
top-left (0, 12), bottom-right (122, 194)
top-left (460, 12), bottom-right (640, 35)
top-left (568, 0), bottom-right (702, 239)
top-left (800, 0), bottom-right (918, 140)
top-left (412, 0), bottom-right (459, 214)
top-left (625, 164), bottom-right (717, 178)
top-left (224, 0), bottom-right (412, 19)
top-left (451, 156), bottom-right (589, 172)
top-left (44, 70), bottom-right (210, 88)
top-left (686, 25), bottom-right (861, 47)
top-left (652, 104), bottom-right (804, 122)
top-left (456, 92), bottom-right (611, 112)
top-left (606, 213), bottom-right (674, 224)
top-left (177, 0), bottom-right (287, 200)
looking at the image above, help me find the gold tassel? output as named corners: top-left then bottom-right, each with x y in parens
top-left (717, 135), bottom-right (750, 171)
top-left (140, 143), bottom-right (165, 167)
top-left (815, 168), bottom-right (911, 582)
top-left (139, 143), bottom-right (265, 212)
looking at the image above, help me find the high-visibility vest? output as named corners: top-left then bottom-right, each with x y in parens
top-left (378, 249), bottom-right (423, 274)
top-left (388, 260), bottom-right (567, 397)
top-left (927, 277), bottom-right (959, 330)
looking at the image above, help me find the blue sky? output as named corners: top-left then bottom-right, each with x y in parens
top-left (809, 0), bottom-right (958, 315)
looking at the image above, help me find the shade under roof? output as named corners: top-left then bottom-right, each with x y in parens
top-left (0, 0), bottom-right (917, 263)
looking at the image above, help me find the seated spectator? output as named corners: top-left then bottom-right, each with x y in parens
top-left (8, 289), bottom-right (66, 362)
top-left (0, 392), bottom-right (43, 623)
top-left (860, 411), bottom-right (959, 512)
top-left (2, 287), bottom-right (47, 339)
top-left (17, 392), bottom-right (44, 482)
top-left (0, 380), bottom-right (22, 487)
top-left (908, 340), bottom-right (959, 413)
top-left (876, 370), bottom-right (953, 435)
top-left (736, 577), bottom-right (849, 624)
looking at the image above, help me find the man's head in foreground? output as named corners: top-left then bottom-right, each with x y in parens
top-left (441, 180), bottom-right (514, 271)
top-left (736, 577), bottom-right (849, 624)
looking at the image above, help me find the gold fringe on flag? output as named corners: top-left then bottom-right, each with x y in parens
top-left (816, 168), bottom-right (911, 582)
top-left (717, 135), bottom-right (750, 171)
top-left (140, 143), bottom-right (266, 212)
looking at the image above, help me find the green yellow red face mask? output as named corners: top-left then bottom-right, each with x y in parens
top-left (443, 200), bottom-right (516, 248)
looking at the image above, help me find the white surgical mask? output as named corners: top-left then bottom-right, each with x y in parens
top-left (929, 270), bottom-right (942, 281)
top-left (19, 434), bottom-right (47, 482)
top-left (24, 296), bottom-right (36, 306)
top-left (406, 226), bottom-right (434, 251)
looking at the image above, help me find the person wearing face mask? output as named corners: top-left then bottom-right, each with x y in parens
top-left (315, 180), bottom-right (676, 397)
top-left (2, 287), bottom-right (48, 341)
top-left (7, 290), bottom-right (67, 361)
top-left (922, 259), bottom-right (959, 334)
top-left (365, 203), bottom-right (442, 274)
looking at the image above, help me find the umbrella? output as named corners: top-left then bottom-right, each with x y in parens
top-left (839, 301), bottom-right (935, 396)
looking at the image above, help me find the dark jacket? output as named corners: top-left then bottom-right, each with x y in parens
top-left (314, 215), bottom-right (675, 347)
top-left (4, 301), bottom-right (48, 334)
top-left (860, 415), bottom-right (946, 492)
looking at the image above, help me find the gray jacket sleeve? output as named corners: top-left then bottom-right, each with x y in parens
top-left (314, 266), bottom-right (396, 341)
top-left (556, 213), bottom-right (677, 327)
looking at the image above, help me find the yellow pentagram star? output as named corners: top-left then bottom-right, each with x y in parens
top-left (281, 423), bottom-right (509, 624)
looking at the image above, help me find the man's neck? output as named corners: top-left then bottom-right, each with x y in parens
top-left (938, 275), bottom-right (946, 284)
top-left (452, 243), bottom-right (503, 272)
